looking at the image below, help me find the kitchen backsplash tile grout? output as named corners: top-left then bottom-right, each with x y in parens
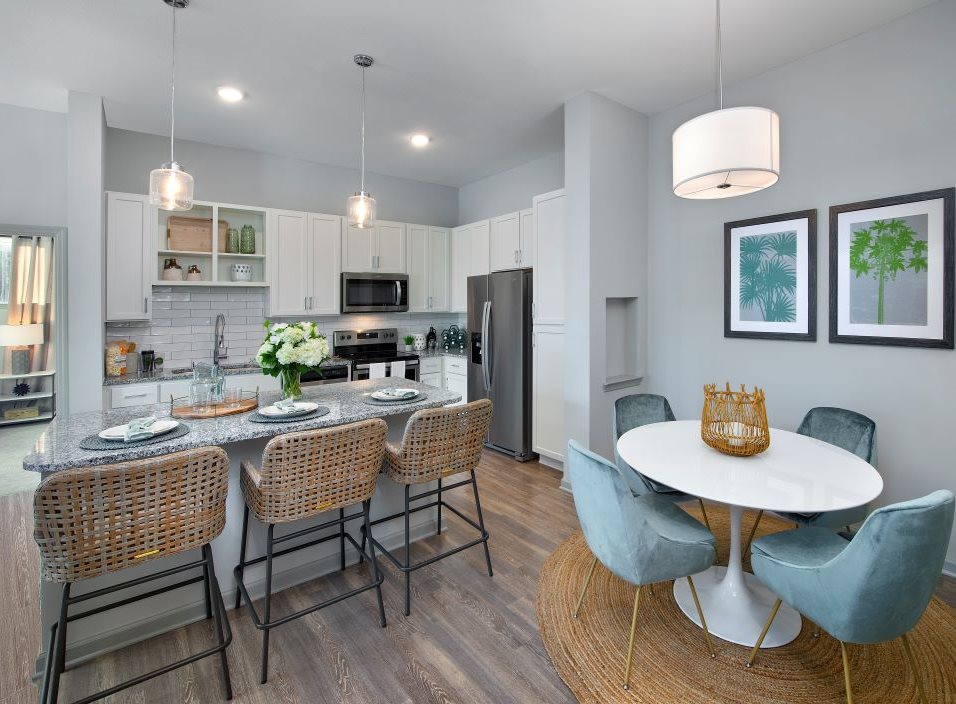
top-left (106, 287), bottom-right (466, 369)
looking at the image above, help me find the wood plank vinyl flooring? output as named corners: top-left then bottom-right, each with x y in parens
top-left (2, 451), bottom-right (954, 703)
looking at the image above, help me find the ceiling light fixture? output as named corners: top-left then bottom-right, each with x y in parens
top-left (217, 86), bottom-right (244, 103)
top-left (672, 0), bottom-right (779, 199)
top-left (410, 134), bottom-right (430, 148)
top-left (347, 54), bottom-right (377, 229)
top-left (148, 0), bottom-right (194, 211)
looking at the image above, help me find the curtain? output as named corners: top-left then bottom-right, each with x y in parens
top-left (5, 235), bottom-right (55, 372)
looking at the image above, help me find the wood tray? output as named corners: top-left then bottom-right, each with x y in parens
top-left (171, 396), bottom-right (258, 419)
top-left (167, 216), bottom-right (229, 253)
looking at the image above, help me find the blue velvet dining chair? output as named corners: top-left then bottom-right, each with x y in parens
top-left (612, 394), bottom-right (712, 531)
top-left (567, 440), bottom-right (718, 690)
top-left (746, 490), bottom-right (954, 704)
top-left (743, 406), bottom-right (877, 555)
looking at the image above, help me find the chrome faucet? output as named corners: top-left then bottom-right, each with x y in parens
top-left (213, 313), bottom-right (228, 365)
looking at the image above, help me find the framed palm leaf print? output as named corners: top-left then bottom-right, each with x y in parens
top-left (724, 210), bottom-right (817, 341)
top-left (829, 188), bottom-right (954, 348)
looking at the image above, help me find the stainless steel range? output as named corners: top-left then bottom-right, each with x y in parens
top-left (333, 328), bottom-right (420, 382)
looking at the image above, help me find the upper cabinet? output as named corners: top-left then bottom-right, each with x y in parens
top-left (268, 210), bottom-right (342, 317)
top-left (106, 192), bottom-right (153, 321)
top-left (490, 212), bottom-right (520, 271)
top-left (408, 225), bottom-right (450, 312)
top-left (343, 220), bottom-right (407, 273)
top-left (532, 189), bottom-right (565, 325)
top-left (450, 219), bottom-right (490, 312)
top-left (519, 208), bottom-right (534, 268)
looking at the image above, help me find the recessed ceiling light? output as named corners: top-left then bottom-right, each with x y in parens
top-left (217, 86), bottom-right (244, 103)
top-left (410, 134), bottom-right (430, 148)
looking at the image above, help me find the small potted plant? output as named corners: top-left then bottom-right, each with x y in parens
top-left (403, 335), bottom-right (415, 352)
top-left (154, 356), bottom-right (164, 372)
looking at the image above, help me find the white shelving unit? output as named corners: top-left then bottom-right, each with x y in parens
top-left (0, 369), bottom-right (55, 427)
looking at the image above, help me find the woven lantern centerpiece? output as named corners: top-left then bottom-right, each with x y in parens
top-left (701, 383), bottom-right (770, 457)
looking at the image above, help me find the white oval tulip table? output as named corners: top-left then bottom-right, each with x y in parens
top-left (616, 420), bottom-right (883, 648)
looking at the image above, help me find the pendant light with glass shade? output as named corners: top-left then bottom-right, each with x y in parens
top-left (148, 0), bottom-right (194, 211)
top-left (347, 54), bottom-right (377, 229)
top-left (672, 0), bottom-right (779, 199)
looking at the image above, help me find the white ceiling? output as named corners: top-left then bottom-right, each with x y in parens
top-left (0, 0), bottom-right (937, 187)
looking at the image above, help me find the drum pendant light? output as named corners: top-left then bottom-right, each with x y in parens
top-left (149, 0), bottom-right (194, 211)
top-left (672, 0), bottom-right (779, 199)
top-left (347, 54), bottom-right (377, 229)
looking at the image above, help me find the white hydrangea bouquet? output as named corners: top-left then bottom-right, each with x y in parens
top-left (256, 321), bottom-right (330, 399)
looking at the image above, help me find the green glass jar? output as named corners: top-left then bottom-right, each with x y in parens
top-left (240, 225), bottom-right (256, 254)
top-left (226, 228), bottom-right (240, 253)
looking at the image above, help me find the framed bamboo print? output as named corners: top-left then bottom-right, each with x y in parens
top-left (829, 188), bottom-right (954, 348)
top-left (724, 209), bottom-right (817, 341)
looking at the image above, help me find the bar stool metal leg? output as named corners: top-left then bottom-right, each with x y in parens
top-left (260, 523), bottom-right (275, 684)
top-left (471, 470), bottom-right (494, 578)
top-left (201, 560), bottom-right (214, 620)
top-left (363, 500), bottom-right (387, 628)
top-left (436, 477), bottom-right (443, 536)
top-left (234, 505), bottom-right (250, 611)
top-left (45, 583), bottom-right (70, 704)
top-left (404, 484), bottom-right (412, 616)
top-left (203, 544), bottom-right (233, 701)
top-left (339, 508), bottom-right (347, 571)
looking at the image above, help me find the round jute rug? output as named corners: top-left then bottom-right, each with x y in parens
top-left (536, 507), bottom-right (956, 703)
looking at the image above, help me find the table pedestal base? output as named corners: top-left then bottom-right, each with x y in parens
top-left (673, 565), bottom-right (802, 647)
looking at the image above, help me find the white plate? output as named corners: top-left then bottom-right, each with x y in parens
top-left (259, 401), bottom-right (319, 417)
top-left (371, 388), bottom-right (420, 401)
top-left (99, 419), bottom-right (179, 441)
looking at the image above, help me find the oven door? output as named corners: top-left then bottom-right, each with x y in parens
top-left (352, 361), bottom-right (420, 382)
top-left (341, 273), bottom-right (409, 313)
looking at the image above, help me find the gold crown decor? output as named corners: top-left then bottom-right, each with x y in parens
top-left (701, 383), bottom-right (770, 457)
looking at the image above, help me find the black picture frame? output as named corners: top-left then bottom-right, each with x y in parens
top-left (724, 209), bottom-right (817, 341)
top-left (829, 188), bottom-right (955, 349)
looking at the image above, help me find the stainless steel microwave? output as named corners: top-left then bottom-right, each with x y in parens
top-left (341, 272), bottom-right (409, 313)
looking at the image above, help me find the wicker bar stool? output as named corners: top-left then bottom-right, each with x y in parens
top-left (34, 447), bottom-right (233, 704)
top-left (362, 399), bottom-right (494, 616)
top-left (233, 418), bottom-right (388, 685)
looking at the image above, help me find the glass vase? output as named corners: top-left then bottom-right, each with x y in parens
top-left (280, 369), bottom-right (302, 400)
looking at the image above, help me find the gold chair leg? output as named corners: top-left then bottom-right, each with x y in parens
top-left (840, 641), bottom-right (854, 704)
top-left (573, 556), bottom-right (598, 619)
top-left (686, 575), bottom-right (716, 658)
top-left (742, 510), bottom-right (764, 556)
top-left (698, 498), bottom-right (712, 532)
top-left (746, 598), bottom-right (782, 667)
top-left (900, 633), bottom-right (928, 704)
top-left (622, 585), bottom-right (642, 690)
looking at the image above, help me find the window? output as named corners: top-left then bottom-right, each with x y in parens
top-left (0, 236), bottom-right (11, 306)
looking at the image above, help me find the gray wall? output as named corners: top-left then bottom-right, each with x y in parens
top-left (565, 93), bottom-right (648, 461)
top-left (458, 150), bottom-right (564, 224)
top-left (105, 128), bottom-right (459, 228)
top-left (646, 0), bottom-right (956, 566)
top-left (0, 103), bottom-right (67, 227)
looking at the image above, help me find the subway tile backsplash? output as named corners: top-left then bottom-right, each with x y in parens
top-left (105, 286), bottom-right (466, 370)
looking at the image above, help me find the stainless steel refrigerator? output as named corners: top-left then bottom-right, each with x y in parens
top-left (467, 269), bottom-right (535, 461)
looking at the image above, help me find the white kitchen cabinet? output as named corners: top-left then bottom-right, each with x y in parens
top-left (309, 213), bottom-right (343, 314)
top-left (106, 192), bottom-right (153, 321)
top-left (268, 210), bottom-right (342, 316)
top-left (444, 370), bottom-right (467, 407)
top-left (268, 210), bottom-right (311, 316)
top-left (108, 382), bottom-right (158, 409)
top-left (449, 220), bottom-right (490, 312)
top-left (490, 212), bottom-right (521, 271)
top-left (519, 208), bottom-right (534, 268)
top-left (342, 220), bottom-right (406, 273)
top-left (408, 225), bottom-right (449, 312)
top-left (532, 189), bottom-right (565, 325)
top-left (230, 373), bottom-right (281, 393)
top-left (420, 372), bottom-right (442, 389)
top-left (420, 357), bottom-right (442, 376)
top-left (532, 325), bottom-right (566, 461)
top-left (158, 379), bottom-right (193, 404)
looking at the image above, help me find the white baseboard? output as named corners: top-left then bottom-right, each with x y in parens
top-left (33, 517), bottom-right (442, 679)
top-left (944, 559), bottom-right (956, 578)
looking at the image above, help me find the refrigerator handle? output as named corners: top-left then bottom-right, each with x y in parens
top-left (481, 300), bottom-right (492, 392)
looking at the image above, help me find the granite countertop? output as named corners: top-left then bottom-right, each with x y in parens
top-left (419, 349), bottom-right (467, 359)
top-left (103, 358), bottom-right (351, 387)
top-left (25, 378), bottom-right (460, 473)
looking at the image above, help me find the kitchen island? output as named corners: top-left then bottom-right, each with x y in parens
top-left (24, 378), bottom-right (461, 670)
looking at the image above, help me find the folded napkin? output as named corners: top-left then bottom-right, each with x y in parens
top-left (380, 387), bottom-right (417, 399)
top-left (274, 397), bottom-right (298, 413)
top-left (124, 416), bottom-right (157, 442)
top-left (389, 360), bottom-right (406, 378)
top-left (369, 362), bottom-right (387, 379)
